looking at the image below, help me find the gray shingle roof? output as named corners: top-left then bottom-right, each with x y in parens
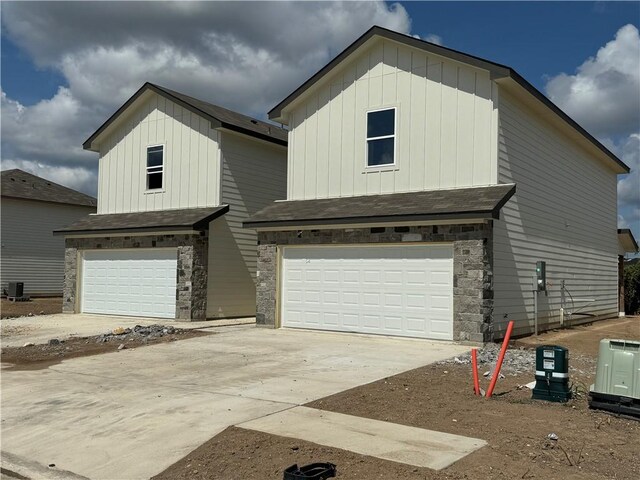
top-left (1, 169), bottom-right (97, 208)
top-left (244, 184), bottom-right (516, 228)
top-left (84, 83), bottom-right (287, 151)
top-left (54, 206), bottom-right (228, 235)
top-left (154, 84), bottom-right (288, 144)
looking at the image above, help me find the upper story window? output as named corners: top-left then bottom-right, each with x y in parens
top-left (146, 145), bottom-right (164, 190)
top-left (366, 108), bottom-right (396, 167)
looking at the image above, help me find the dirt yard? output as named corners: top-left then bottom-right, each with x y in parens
top-left (155, 317), bottom-right (640, 480)
top-left (0, 297), bottom-right (62, 319)
top-left (1, 325), bottom-right (209, 370)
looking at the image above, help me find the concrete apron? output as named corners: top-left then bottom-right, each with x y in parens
top-left (0, 327), bottom-right (469, 479)
top-left (239, 406), bottom-right (487, 470)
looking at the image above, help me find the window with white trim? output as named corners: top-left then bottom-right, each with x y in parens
top-left (146, 145), bottom-right (164, 190)
top-left (366, 108), bottom-right (395, 167)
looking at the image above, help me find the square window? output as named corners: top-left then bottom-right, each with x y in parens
top-left (146, 145), bottom-right (164, 190)
top-left (366, 108), bottom-right (395, 167)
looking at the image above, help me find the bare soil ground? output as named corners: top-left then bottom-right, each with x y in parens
top-left (1, 328), bottom-right (209, 371)
top-left (0, 297), bottom-right (62, 319)
top-left (155, 317), bottom-right (640, 480)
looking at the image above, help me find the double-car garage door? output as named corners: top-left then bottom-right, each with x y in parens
top-left (281, 244), bottom-right (454, 340)
top-left (81, 249), bottom-right (177, 319)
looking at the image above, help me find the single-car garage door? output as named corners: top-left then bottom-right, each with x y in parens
top-left (81, 249), bottom-right (177, 319)
top-left (281, 244), bottom-right (453, 340)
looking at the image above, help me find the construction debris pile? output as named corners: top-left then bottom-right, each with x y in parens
top-left (94, 325), bottom-right (180, 345)
top-left (440, 343), bottom-right (536, 376)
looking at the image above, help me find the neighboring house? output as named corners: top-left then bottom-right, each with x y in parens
top-left (245, 26), bottom-right (631, 342)
top-left (1, 169), bottom-right (97, 296)
top-left (55, 83), bottom-right (287, 320)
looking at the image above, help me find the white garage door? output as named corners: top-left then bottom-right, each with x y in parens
top-left (81, 249), bottom-right (177, 319)
top-left (281, 244), bottom-right (454, 340)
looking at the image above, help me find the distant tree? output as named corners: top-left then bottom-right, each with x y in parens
top-left (624, 261), bottom-right (640, 314)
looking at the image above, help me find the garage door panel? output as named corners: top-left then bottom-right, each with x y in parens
top-left (81, 249), bottom-right (177, 319)
top-left (282, 245), bottom-right (453, 340)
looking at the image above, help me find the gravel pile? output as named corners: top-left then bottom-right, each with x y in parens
top-left (94, 324), bottom-right (179, 344)
top-left (439, 343), bottom-right (536, 376)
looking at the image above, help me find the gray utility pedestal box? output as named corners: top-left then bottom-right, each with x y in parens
top-left (589, 339), bottom-right (640, 418)
top-left (532, 345), bottom-right (572, 402)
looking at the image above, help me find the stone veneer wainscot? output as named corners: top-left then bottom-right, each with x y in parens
top-left (256, 223), bottom-right (494, 343)
top-left (63, 233), bottom-right (208, 320)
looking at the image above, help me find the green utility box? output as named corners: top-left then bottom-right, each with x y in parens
top-left (589, 339), bottom-right (640, 418)
top-left (532, 345), bottom-right (572, 402)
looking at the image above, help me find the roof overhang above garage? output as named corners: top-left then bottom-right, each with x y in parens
top-left (54, 206), bottom-right (229, 236)
top-left (244, 184), bottom-right (515, 230)
top-left (618, 228), bottom-right (639, 254)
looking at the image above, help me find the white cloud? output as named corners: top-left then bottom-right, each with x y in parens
top-left (423, 34), bottom-right (443, 45)
top-left (0, 1), bottom-right (412, 194)
top-left (545, 24), bottom-right (640, 235)
top-left (617, 134), bottom-right (640, 210)
top-left (545, 24), bottom-right (640, 138)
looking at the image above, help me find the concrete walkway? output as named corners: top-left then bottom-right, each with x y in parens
top-left (0, 313), bottom-right (254, 347)
top-left (1, 326), bottom-right (468, 479)
top-left (240, 406), bottom-right (487, 470)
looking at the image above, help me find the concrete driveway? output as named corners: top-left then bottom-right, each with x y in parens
top-left (1, 322), bottom-right (467, 479)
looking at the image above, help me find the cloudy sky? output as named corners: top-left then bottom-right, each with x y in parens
top-left (1, 1), bottom-right (639, 239)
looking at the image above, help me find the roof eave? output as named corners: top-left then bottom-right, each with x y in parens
top-left (244, 210), bottom-right (496, 230)
top-left (83, 83), bottom-right (225, 152)
top-left (268, 26), bottom-right (627, 173)
top-left (268, 25), bottom-right (510, 122)
top-left (1, 194), bottom-right (97, 209)
top-left (618, 228), bottom-right (639, 253)
top-left (497, 73), bottom-right (630, 174)
top-left (53, 205), bottom-right (229, 236)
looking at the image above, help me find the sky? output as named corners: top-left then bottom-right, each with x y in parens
top-left (1, 0), bottom-right (639, 243)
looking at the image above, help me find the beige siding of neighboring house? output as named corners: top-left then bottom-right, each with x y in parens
top-left (207, 132), bottom-right (287, 318)
top-left (1, 198), bottom-right (95, 295)
top-left (493, 89), bottom-right (619, 337)
top-left (286, 37), bottom-right (498, 201)
top-left (97, 92), bottom-right (221, 214)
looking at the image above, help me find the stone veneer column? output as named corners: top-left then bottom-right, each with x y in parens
top-left (62, 247), bottom-right (78, 313)
top-left (255, 223), bottom-right (494, 342)
top-left (176, 236), bottom-right (208, 320)
top-left (256, 244), bottom-right (277, 326)
top-left (63, 233), bottom-right (208, 321)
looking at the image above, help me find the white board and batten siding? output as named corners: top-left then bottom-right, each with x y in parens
top-left (286, 37), bottom-right (498, 201)
top-left (97, 92), bottom-right (221, 214)
top-left (207, 132), bottom-right (287, 318)
top-left (0, 198), bottom-right (95, 295)
top-left (493, 90), bottom-right (619, 337)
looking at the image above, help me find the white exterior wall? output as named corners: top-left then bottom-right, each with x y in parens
top-left (97, 92), bottom-right (221, 214)
top-left (493, 90), bottom-right (619, 337)
top-left (1, 198), bottom-right (95, 295)
top-left (286, 38), bottom-right (498, 200)
top-left (207, 132), bottom-right (287, 318)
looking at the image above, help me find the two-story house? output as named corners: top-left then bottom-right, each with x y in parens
top-left (56, 83), bottom-right (287, 321)
top-left (245, 26), bottom-right (633, 342)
